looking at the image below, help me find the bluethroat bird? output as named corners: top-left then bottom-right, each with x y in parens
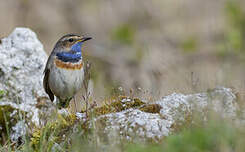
top-left (43, 34), bottom-right (92, 109)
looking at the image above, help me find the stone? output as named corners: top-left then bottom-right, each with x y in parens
top-left (91, 87), bottom-right (238, 142)
top-left (0, 28), bottom-right (48, 143)
top-left (0, 27), bottom-right (47, 108)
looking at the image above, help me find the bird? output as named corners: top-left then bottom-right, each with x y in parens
top-left (43, 34), bottom-right (92, 109)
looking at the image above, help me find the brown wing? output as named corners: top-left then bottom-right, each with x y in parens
top-left (43, 68), bottom-right (54, 101)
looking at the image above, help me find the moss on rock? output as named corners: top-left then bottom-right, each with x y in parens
top-left (92, 96), bottom-right (145, 116)
top-left (139, 104), bottom-right (162, 114)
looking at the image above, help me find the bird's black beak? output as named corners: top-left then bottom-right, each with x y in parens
top-left (81, 37), bottom-right (92, 42)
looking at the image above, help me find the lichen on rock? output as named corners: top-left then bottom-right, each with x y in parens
top-left (91, 87), bottom-right (238, 142)
top-left (0, 27), bottom-right (47, 107)
top-left (91, 96), bottom-right (145, 116)
top-left (0, 27), bottom-right (49, 144)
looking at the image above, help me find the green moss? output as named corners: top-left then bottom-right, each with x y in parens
top-left (92, 96), bottom-right (145, 116)
top-left (139, 104), bottom-right (162, 114)
top-left (93, 104), bottom-right (113, 116)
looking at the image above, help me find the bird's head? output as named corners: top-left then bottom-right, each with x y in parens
top-left (57, 34), bottom-right (92, 52)
top-left (55, 34), bottom-right (92, 62)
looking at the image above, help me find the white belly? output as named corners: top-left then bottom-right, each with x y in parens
top-left (49, 66), bottom-right (84, 99)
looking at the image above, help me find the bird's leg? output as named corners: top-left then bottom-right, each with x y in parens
top-left (74, 96), bottom-right (77, 113)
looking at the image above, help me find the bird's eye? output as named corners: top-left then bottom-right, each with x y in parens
top-left (68, 38), bottom-right (74, 42)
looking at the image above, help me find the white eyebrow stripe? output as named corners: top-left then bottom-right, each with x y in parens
top-left (63, 36), bottom-right (81, 41)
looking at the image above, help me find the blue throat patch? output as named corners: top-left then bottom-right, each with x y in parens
top-left (56, 42), bottom-right (83, 63)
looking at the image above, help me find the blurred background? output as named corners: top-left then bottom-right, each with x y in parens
top-left (1, 0), bottom-right (245, 100)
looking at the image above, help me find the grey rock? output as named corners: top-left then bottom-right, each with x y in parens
top-left (0, 28), bottom-right (49, 143)
top-left (0, 27), bottom-right (47, 106)
top-left (92, 87), bottom-right (238, 142)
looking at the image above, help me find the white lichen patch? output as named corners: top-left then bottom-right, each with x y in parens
top-left (101, 109), bottom-right (170, 140)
